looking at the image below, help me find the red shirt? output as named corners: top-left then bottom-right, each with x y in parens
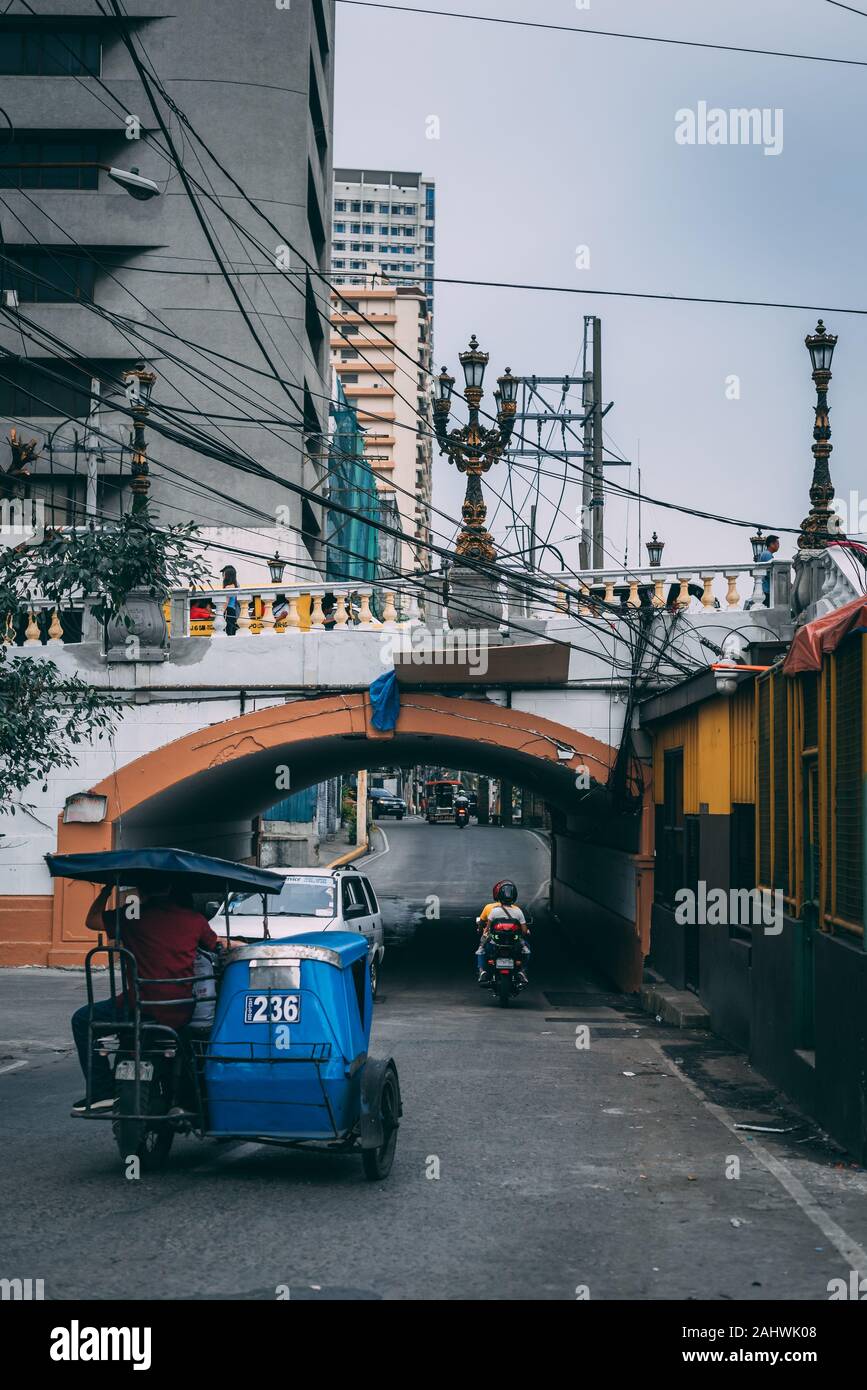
top-left (121, 905), bottom-right (221, 1029)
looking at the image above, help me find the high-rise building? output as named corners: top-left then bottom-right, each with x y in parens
top-left (0, 1), bottom-right (335, 584)
top-left (330, 273), bottom-right (432, 576)
top-left (331, 168), bottom-right (436, 329)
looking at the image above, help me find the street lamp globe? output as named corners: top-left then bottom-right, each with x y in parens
top-left (805, 319), bottom-right (837, 373)
top-left (459, 334), bottom-right (489, 392)
top-left (434, 366), bottom-right (455, 403)
top-left (497, 367), bottom-right (519, 405)
top-left (268, 552), bottom-right (286, 584)
top-left (645, 531), bottom-right (664, 567)
top-left (750, 528), bottom-right (767, 563)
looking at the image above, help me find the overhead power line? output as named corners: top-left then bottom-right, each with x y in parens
top-left (337, 0), bottom-right (867, 70)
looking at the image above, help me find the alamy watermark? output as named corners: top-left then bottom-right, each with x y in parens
top-left (0, 496), bottom-right (45, 547)
top-left (674, 882), bottom-right (783, 935)
top-left (675, 102), bottom-right (783, 157)
top-left (380, 627), bottom-right (489, 676)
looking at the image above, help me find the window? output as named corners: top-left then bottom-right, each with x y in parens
top-left (340, 348), bottom-right (359, 360)
top-left (350, 223), bottom-right (361, 234)
top-left (307, 163), bottom-right (326, 259)
top-left (333, 241), bottom-right (345, 251)
top-left (2, 249), bottom-right (96, 303)
top-left (0, 358), bottom-right (130, 418)
top-left (308, 55), bottom-right (328, 165)
top-left (425, 227), bottom-right (434, 242)
top-left (335, 200), bottom-right (346, 211)
top-left (379, 203), bottom-right (389, 214)
top-left (350, 200), bottom-right (361, 212)
top-left (341, 877), bottom-right (367, 917)
top-left (0, 30), bottom-right (100, 76)
top-left (332, 258), bottom-right (344, 268)
top-left (362, 223), bottom-right (373, 234)
top-left (334, 221), bottom-right (345, 232)
top-left (0, 137), bottom-right (100, 190)
top-left (425, 186), bottom-right (435, 220)
top-left (360, 876), bottom-right (379, 913)
top-left (342, 373), bottom-right (359, 384)
top-left (379, 225), bottom-right (389, 236)
top-left (363, 201), bottom-right (374, 213)
top-left (391, 203), bottom-right (401, 214)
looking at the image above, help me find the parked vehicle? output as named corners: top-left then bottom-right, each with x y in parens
top-left (224, 865), bottom-right (385, 995)
top-left (47, 848), bottom-right (401, 1178)
top-left (369, 787), bottom-right (406, 820)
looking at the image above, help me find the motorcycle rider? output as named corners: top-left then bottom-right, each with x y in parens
top-left (475, 880), bottom-right (530, 985)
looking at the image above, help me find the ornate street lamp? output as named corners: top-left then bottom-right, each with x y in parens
top-left (750, 528), bottom-right (767, 563)
top-left (432, 335), bottom-right (516, 565)
top-left (797, 319), bottom-right (840, 551)
top-left (645, 531), bottom-right (664, 567)
top-left (122, 361), bottom-right (157, 515)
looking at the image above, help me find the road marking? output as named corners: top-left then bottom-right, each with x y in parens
top-left (360, 826), bottom-right (390, 865)
top-left (0, 1060), bottom-right (28, 1076)
top-left (654, 1041), bottom-right (867, 1278)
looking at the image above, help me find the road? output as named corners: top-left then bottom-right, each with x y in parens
top-left (1, 818), bottom-right (866, 1301)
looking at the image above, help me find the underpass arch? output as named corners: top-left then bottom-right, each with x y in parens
top-left (50, 692), bottom-right (649, 987)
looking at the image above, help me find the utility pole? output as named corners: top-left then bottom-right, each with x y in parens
top-left (591, 316), bottom-right (604, 569)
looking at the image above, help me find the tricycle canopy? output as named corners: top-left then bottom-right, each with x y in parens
top-left (45, 847), bottom-right (286, 896)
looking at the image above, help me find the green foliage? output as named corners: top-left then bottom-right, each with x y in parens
top-left (0, 515), bottom-right (206, 813)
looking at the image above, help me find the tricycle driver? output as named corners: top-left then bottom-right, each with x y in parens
top-left (71, 880), bottom-right (225, 1113)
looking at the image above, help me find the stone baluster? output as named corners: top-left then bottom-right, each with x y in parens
top-left (358, 590), bottom-right (374, 625)
top-left (333, 593), bottom-right (349, 627)
top-left (675, 576), bottom-right (692, 609)
top-left (577, 582), bottom-right (592, 615)
top-left (259, 597), bottom-right (275, 633)
top-left (235, 593), bottom-right (253, 634)
top-left (700, 574), bottom-right (716, 608)
top-left (212, 594), bottom-right (228, 637)
top-left (626, 579), bottom-right (641, 608)
top-left (749, 569), bottom-right (766, 609)
top-left (724, 574), bottom-right (740, 609)
top-left (285, 595), bottom-right (301, 630)
top-left (651, 578), bottom-right (666, 609)
top-left (310, 593), bottom-right (326, 628)
top-left (382, 591), bottom-right (398, 626)
top-left (603, 579), bottom-right (616, 607)
top-left (403, 590), bottom-right (422, 624)
top-left (47, 605), bottom-right (64, 643)
top-left (24, 607), bottom-right (41, 645)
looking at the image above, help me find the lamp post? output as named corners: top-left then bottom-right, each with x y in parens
top-left (268, 551), bottom-right (286, 584)
top-left (122, 361), bottom-right (157, 516)
top-left (750, 528), bottom-right (767, 563)
top-left (797, 319), bottom-right (839, 551)
top-left (433, 336), bottom-right (517, 628)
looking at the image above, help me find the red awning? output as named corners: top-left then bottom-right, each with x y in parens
top-left (782, 595), bottom-right (867, 675)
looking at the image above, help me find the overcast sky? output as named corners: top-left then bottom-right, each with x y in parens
top-left (333, 0), bottom-right (867, 575)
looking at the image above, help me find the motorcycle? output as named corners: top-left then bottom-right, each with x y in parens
top-left (477, 917), bottom-right (531, 1006)
top-left (455, 802), bottom-right (470, 829)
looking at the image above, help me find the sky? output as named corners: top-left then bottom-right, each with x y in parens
top-left (333, 0), bottom-right (867, 575)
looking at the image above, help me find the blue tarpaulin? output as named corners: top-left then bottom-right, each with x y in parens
top-left (369, 669), bottom-right (400, 731)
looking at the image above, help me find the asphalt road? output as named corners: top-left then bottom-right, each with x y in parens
top-left (2, 818), bottom-right (867, 1301)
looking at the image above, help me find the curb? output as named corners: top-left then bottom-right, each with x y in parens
top-left (639, 981), bottom-right (710, 1030)
top-left (326, 838), bottom-right (369, 868)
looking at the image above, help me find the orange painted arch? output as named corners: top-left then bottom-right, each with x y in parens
top-left (43, 692), bottom-right (619, 963)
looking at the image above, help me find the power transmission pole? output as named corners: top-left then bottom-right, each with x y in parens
top-left (591, 316), bottom-right (604, 569)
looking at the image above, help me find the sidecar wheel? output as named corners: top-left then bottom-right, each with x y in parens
top-left (361, 1065), bottom-right (400, 1181)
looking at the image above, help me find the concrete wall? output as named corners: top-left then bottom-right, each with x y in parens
top-left (552, 834), bottom-right (644, 991)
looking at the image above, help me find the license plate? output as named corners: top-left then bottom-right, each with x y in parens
top-left (243, 993), bottom-right (301, 1025)
top-left (495, 958), bottom-right (514, 969)
top-left (114, 1060), bottom-right (153, 1082)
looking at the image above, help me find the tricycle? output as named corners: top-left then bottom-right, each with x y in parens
top-left (46, 848), bottom-right (402, 1179)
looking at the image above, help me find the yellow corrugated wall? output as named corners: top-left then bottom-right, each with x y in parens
top-left (653, 713), bottom-right (699, 813)
top-left (730, 683), bottom-right (756, 804)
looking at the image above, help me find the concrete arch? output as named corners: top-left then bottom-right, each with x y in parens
top-left (46, 692), bottom-right (621, 965)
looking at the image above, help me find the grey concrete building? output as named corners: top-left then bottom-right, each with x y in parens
top-left (0, 0), bottom-right (335, 585)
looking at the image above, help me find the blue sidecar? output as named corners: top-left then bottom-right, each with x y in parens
top-left (200, 932), bottom-right (401, 1179)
